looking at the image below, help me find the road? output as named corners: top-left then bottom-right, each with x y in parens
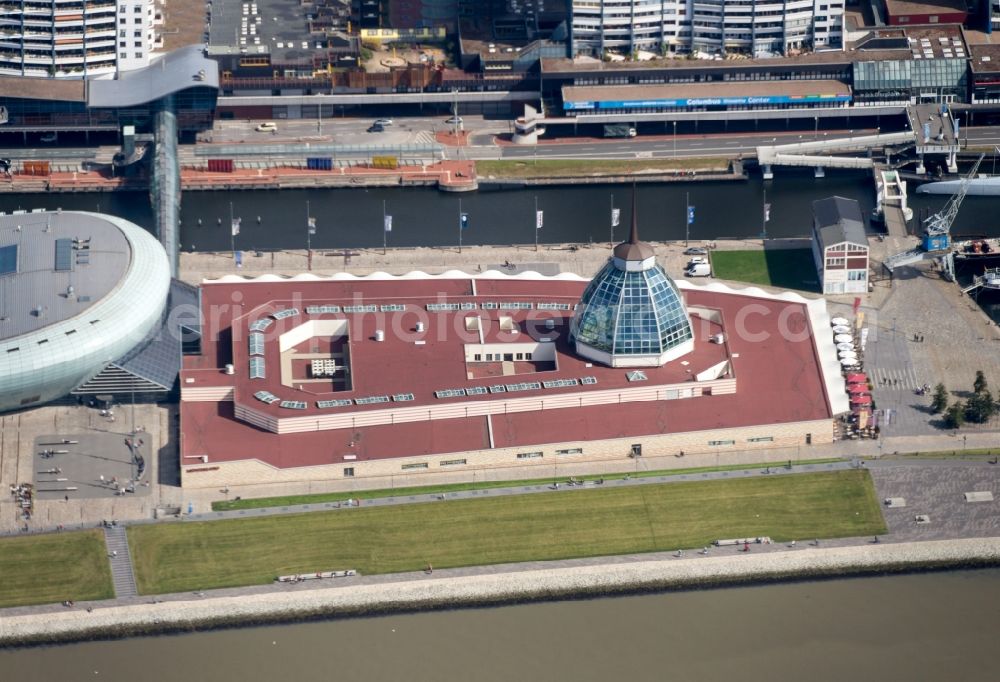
top-left (208, 114), bottom-right (1000, 161)
top-left (12, 114), bottom-right (1000, 165)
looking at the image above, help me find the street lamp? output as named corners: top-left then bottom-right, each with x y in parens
top-left (673, 120), bottom-right (677, 157)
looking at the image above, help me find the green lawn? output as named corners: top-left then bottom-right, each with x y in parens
top-left (0, 530), bottom-right (114, 608)
top-left (711, 249), bottom-right (820, 292)
top-left (211, 458), bottom-right (845, 511)
top-left (132, 470), bottom-right (885, 595)
top-left (477, 158), bottom-right (728, 179)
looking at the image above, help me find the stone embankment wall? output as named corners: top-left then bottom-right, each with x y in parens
top-left (2, 538), bottom-right (998, 646)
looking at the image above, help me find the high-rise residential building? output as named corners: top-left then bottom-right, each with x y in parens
top-left (571, 0), bottom-right (845, 58)
top-left (0, 0), bottom-right (157, 79)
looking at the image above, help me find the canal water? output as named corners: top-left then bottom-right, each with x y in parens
top-left (1, 569), bottom-right (997, 680)
top-left (2, 169), bottom-right (999, 252)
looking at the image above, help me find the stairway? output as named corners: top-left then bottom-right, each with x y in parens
top-left (103, 525), bottom-right (138, 599)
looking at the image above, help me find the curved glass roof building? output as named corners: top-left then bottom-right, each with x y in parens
top-left (574, 193), bottom-right (694, 368)
top-left (0, 211), bottom-right (170, 413)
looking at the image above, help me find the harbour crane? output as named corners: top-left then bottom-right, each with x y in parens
top-left (884, 153), bottom-right (984, 280)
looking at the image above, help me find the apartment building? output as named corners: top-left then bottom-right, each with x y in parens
top-left (571, 0), bottom-right (844, 58)
top-left (0, 0), bottom-right (157, 78)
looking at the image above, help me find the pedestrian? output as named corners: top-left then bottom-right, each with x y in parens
top-left (790, 540), bottom-right (796, 548)
top-left (874, 535), bottom-right (880, 543)
top-left (64, 495), bottom-right (68, 502)
top-left (112, 550), bottom-right (117, 557)
top-left (815, 538), bottom-right (820, 546)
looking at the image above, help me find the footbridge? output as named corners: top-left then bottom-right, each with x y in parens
top-left (756, 131), bottom-right (915, 178)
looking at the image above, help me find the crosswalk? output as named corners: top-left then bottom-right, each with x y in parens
top-left (868, 365), bottom-right (924, 391)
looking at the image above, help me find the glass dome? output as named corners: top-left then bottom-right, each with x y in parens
top-left (572, 188), bottom-right (694, 367)
top-left (574, 262), bottom-right (693, 364)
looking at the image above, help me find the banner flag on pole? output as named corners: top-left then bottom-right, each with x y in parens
top-left (611, 208), bottom-right (620, 227)
top-left (763, 203), bottom-right (772, 223)
top-left (687, 206), bottom-right (695, 225)
top-left (460, 212), bottom-right (469, 230)
top-left (384, 215), bottom-right (393, 233)
top-left (231, 217), bottom-right (241, 236)
top-left (536, 210), bottom-right (544, 230)
top-left (307, 217), bottom-right (316, 235)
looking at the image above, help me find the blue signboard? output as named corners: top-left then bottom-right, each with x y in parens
top-left (564, 93), bottom-right (851, 111)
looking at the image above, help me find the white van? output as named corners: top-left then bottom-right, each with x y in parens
top-left (685, 262), bottom-right (711, 277)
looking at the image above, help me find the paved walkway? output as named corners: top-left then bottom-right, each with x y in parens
top-left (103, 525), bottom-right (138, 599)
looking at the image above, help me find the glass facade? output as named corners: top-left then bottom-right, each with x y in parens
top-left (575, 261), bottom-right (692, 357)
top-left (853, 59), bottom-right (967, 103)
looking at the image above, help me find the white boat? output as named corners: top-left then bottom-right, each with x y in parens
top-left (980, 268), bottom-right (1000, 292)
top-left (916, 176), bottom-right (1000, 196)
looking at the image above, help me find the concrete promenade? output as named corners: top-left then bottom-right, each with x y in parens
top-left (2, 536), bottom-right (998, 645)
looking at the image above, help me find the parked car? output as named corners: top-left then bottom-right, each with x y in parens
top-left (40, 132), bottom-right (58, 143)
top-left (686, 262), bottom-right (712, 277)
top-left (367, 123), bottom-right (385, 133)
top-left (445, 116), bottom-right (464, 125)
top-left (683, 247), bottom-right (708, 256)
top-left (255, 122), bottom-right (277, 132)
top-left (373, 118), bottom-right (394, 126)
top-left (686, 256), bottom-right (708, 267)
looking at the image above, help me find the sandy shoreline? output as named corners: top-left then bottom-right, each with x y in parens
top-left (3, 538), bottom-right (998, 646)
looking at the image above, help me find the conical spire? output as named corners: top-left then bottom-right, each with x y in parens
top-left (628, 180), bottom-right (640, 245)
top-left (613, 180), bottom-right (654, 263)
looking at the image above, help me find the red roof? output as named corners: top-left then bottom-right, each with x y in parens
top-left (181, 276), bottom-right (834, 467)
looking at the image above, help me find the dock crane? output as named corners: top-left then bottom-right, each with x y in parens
top-left (884, 153), bottom-right (984, 281)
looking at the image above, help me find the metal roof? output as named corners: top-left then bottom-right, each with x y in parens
top-left (813, 196), bottom-right (868, 248)
top-left (0, 211), bottom-right (130, 342)
top-left (87, 45), bottom-right (219, 109)
top-left (0, 211), bottom-right (171, 413)
top-left (111, 279), bottom-right (197, 391)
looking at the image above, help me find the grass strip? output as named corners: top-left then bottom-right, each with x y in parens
top-left (211, 458), bottom-right (845, 511)
top-left (476, 158), bottom-right (728, 179)
top-left (711, 249), bottom-right (820, 292)
top-left (133, 470), bottom-right (885, 595)
top-left (0, 530), bottom-right (114, 608)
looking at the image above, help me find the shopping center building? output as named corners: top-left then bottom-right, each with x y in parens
top-left (179, 220), bottom-right (848, 489)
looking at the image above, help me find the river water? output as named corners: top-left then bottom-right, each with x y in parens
top-left (2, 169), bottom-right (1000, 251)
top-left (2, 569), bottom-right (997, 680)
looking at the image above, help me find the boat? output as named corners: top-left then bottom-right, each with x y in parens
top-left (916, 176), bottom-right (1000, 196)
top-left (953, 238), bottom-right (1000, 261)
top-left (965, 268), bottom-right (1000, 295)
top-left (980, 268), bottom-right (1000, 292)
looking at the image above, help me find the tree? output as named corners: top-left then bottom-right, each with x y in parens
top-left (931, 383), bottom-right (949, 413)
top-left (974, 370), bottom-right (989, 395)
top-left (965, 390), bottom-right (996, 424)
top-left (944, 402), bottom-right (966, 429)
